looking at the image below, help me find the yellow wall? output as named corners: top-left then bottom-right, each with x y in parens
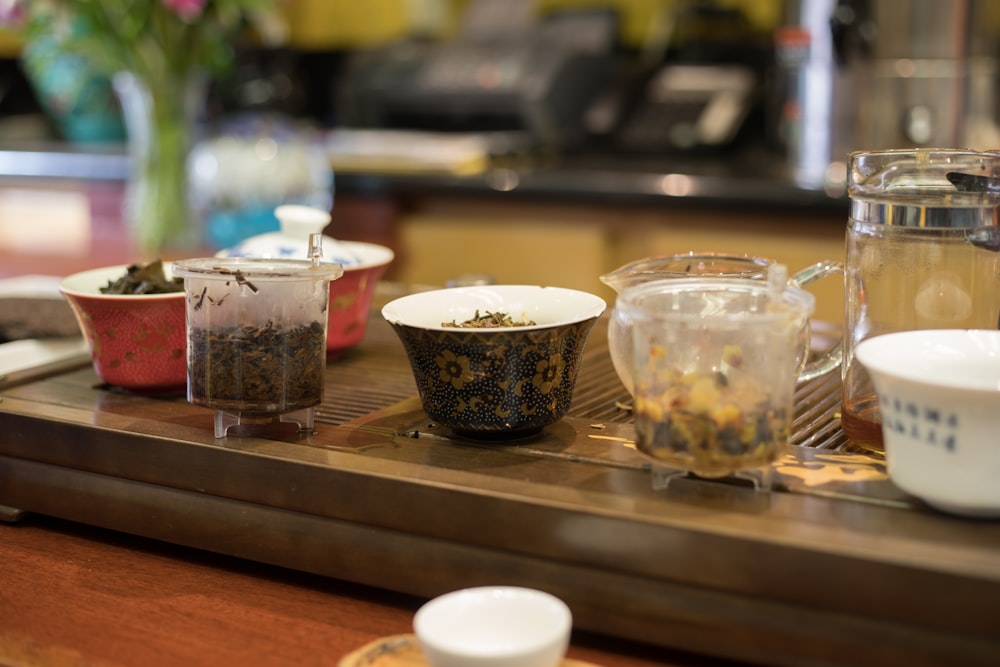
top-left (0, 2), bottom-right (784, 56)
top-left (283, 0), bottom-right (415, 50)
top-left (283, 0), bottom-right (784, 51)
top-left (538, 0), bottom-right (781, 47)
top-left (393, 198), bottom-right (847, 324)
top-left (0, 29), bottom-right (22, 58)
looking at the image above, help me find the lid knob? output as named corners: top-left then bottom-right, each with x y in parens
top-left (274, 204), bottom-right (331, 238)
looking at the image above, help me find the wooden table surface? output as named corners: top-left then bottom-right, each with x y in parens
top-left (0, 512), bottom-right (743, 667)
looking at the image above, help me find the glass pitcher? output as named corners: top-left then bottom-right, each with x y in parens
top-left (843, 149), bottom-right (1000, 453)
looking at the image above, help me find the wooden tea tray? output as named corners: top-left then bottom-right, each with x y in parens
top-left (1, 314), bottom-right (999, 667)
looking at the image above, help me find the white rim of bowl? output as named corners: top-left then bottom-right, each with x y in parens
top-left (381, 285), bottom-right (607, 332)
top-left (856, 329), bottom-right (1000, 391)
top-left (58, 263), bottom-right (185, 300)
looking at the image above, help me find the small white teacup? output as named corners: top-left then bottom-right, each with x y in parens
top-left (414, 586), bottom-right (572, 667)
top-left (856, 329), bottom-right (1000, 517)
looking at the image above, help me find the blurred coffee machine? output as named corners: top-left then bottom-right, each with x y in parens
top-left (338, 0), bottom-right (618, 149)
top-left (774, 0), bottom-right (1000, 190)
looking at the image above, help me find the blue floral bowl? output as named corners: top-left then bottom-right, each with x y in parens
top-left (382, 285), bottom-right (606, 438)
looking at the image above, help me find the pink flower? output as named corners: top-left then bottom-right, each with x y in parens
top-left (0, 0), bottom-right (26, 28)
top-left (162, 0), bottom-right (207, 21)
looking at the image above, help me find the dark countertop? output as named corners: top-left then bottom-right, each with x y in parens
top-left (0, 143), bottom-right (131, 181)
top-left (0, 140), bottom-right (849, 213)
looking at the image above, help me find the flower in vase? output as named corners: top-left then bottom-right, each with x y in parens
top-left (6, 0), bottom-right (286, 256)
top-left (11, 0), bottom-right (285, 82)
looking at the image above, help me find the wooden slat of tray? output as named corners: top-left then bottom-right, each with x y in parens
top-left (1, 316), bottom-right (998, 667)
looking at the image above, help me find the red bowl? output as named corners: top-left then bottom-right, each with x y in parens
top-left (59, 264), bottom-right (186, 392)
top-left (327, 257), bottom-right (391, 356)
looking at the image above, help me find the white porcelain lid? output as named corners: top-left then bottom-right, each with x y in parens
top-left (216, 205), bottom-right (392, 268)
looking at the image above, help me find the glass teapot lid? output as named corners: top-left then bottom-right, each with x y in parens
top-left (848, 149), bottom-right (1000, 229)
top-left (600, 252), bottom-right (773, 293)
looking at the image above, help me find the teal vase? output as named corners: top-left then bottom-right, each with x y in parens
top-left (20, 32), bottom-right (126, 143)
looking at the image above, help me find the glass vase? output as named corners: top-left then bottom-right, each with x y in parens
top-left (113, 70), bottom-right (207, 257)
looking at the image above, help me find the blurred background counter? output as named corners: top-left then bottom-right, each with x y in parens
top-left (0, 139), bottom-right (848, 321)
top-left (2, 0), bottom-right (996, 323)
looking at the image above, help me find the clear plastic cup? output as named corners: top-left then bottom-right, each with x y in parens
top-left (618, 274), bottom-right (815, 490)
top-left (172, 257), bottom-right (343, 438)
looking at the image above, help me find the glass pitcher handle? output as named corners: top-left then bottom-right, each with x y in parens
top-left (790, 259), bottom-right (844, 382)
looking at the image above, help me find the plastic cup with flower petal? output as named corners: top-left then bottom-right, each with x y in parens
top-left (621, 270), bottom-right (815, 490)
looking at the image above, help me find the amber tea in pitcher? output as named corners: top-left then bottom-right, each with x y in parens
top-left (843, 149), bottom-right (1000, 452)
